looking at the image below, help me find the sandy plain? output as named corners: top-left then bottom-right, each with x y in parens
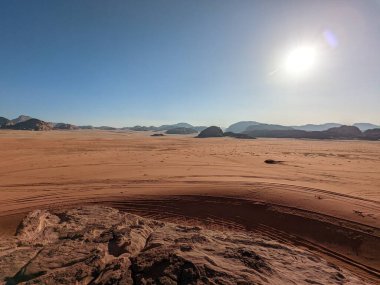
top-left (0, 130), bottom-right (379, 283)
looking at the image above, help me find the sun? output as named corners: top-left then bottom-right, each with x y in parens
top-left (284, 45), bottom-right (318, 76)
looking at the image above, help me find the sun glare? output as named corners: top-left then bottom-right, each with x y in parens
top-left (284, 45), bottom-right (318, 76)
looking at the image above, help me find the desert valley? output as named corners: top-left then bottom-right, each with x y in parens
top-left (0, 118), bottom-right (379, 284)
top-left (1, 1), bottom-right (380, 283)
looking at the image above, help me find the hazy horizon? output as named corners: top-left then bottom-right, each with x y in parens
top-left (1, 0), bottom-right (380, 127)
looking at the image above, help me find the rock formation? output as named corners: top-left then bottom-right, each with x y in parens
top-left (325, 125), bottom-right (363, 138)
top-left (3, 119), bottom-right (53, 131)
top-left (364, 128), bottom-right (380, 140)
top-left (0, 117), bottom-right (10, 127)
top-left (53, 123), bottom-right (79, 130)
top-left (10, 115), bottom-right (32, 125)
top-left (0, 206), bottom-right (367, 285)
top-left (197, 126), bottom-right (224, 138)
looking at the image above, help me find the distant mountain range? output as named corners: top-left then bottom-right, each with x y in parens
top-left (243, 125), bottom-right (380, 140)
top-left (1, 115), bottom-right (379, 140)
top-left (127, 123), bottom-right (207, 132)
top-left (226, 121), bottom-right (380, 133)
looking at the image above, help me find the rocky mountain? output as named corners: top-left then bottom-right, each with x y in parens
top-left (10, 115), bottom-right (32, 125)
top-left (326, 125), bottom-right (362, 138)
top-left (127, 123), bottom-right (207, 132)
top-left (3, 118), bottom-right (53, 131)
top-left (292, 123), bottom-right (342, 132)
top-left (244, 125), bottom-right (366, 140)
top-left (0, 206), bottom-right (366, 285)
top-left (197, 126), bottom-right (224, 138)
top-left (0, 116), bottom-right (10, 127)
top-left (127, 125), bottom-right (158, 131)
top-left (225, 121), bottom-right (261, 133)
top-left (165, 127), bottom-right (198, 134)
top-left (53, 123), bottom-right (79, 130)
top-left (157, 122), bottom-right (194, 130)
top-left (363, 128), bottom-right (380, 140)
top-left (353, 123), bottom-right (380, 131)
top-left (245, 124), bottom-right (293, 132)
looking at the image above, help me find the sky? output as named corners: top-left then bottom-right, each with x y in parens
top-left (0, 0), bottom-right (379, 127)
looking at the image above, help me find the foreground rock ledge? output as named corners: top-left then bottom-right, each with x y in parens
top-left (0, 206), bottom-right (369, 285)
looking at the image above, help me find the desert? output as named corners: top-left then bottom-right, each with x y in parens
top-left (2, 1), bottom-right (380, 283)
top-left (0, 129), bottom-right (379, 284)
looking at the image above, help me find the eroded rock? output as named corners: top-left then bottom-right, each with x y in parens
top-left (0, 206), bottom-right (370, 284)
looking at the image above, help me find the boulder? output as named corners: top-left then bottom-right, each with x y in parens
top-left (197, 126), bottom-right (224, 138)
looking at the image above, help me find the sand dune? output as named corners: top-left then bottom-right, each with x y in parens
top-left (0, 130), bottom-right (379, 283)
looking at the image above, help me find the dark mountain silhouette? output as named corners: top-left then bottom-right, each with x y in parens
top-left (10, 115), bottom-right (32, 125)
top-left (53, 123), bottom-right (79, 130)
top-left (353, 123), bottom-right (380, 131)
top-left (127, 125), bottom-right (158, 131)
top-left (363, 128), bottom-right (380, 140)
top-left (244, 125), bottom-right (365, 139)
top-left (0, 117), bottom-right (10, 127)
top-left (3, 118), bottom-right (53, 131)
top-left (245, 124), bottom-right (293, 132)
top-left (225, 121), bottom-right (261, 133)
top-left (95, 126), bottom-right (117, 130)
top-left (292, 123), bottom-right (342, 132)
top-left (127, 123), bottom-right (207, 132)
top-left (227, 120), bottom-right (380, 133)
top-left (325, 125), bottom-right (362, 138)
top-left (165, 127), bottom-right (198, 134)
top-left (157, 122), bottom-right (193, 130)
top-left (78, 125), bottom-right (94, 129)
top-left (197, 126), bottom-right (224, 138)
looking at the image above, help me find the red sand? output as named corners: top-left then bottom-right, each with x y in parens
top-left (0, 130), bottom-right (379, 282)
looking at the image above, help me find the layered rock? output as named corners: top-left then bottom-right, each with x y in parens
top-left (0, 206), bottom-right (369, 284)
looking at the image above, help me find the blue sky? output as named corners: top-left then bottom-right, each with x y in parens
top-left (1, 0), bottom-right (379, 127)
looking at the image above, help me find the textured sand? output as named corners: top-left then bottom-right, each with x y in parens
top-left (0, 130), bottom-right (379, 282)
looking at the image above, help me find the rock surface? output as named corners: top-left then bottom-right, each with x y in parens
top-left (0, 206), bottom-right (369, 285)
top-left (197, 126), bottom-right (224, 138)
